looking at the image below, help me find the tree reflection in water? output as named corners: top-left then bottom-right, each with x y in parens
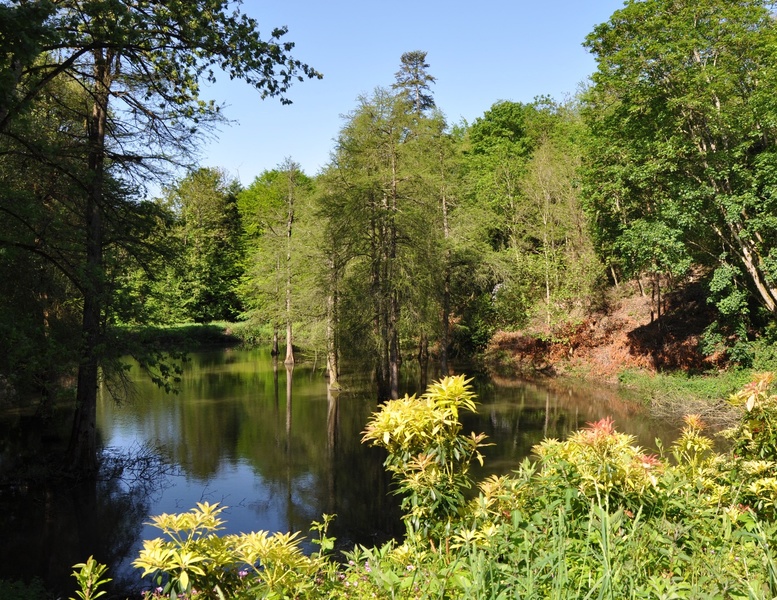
top-left (0, 440), bottom-right (175, 598)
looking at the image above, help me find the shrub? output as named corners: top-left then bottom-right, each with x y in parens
top-left (132, 501), bottom-right (330, 599)
top-left (361, 375), bottom-right (489, 540)
top-left (0, 579), bottom-right (47, 600)
top-left (532, 416), bottom-right (663, 513)
top-left (722, 372), bottom-right (777, 460)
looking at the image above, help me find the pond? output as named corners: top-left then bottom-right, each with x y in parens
top-left (0, 347), bottom-right (676, 597)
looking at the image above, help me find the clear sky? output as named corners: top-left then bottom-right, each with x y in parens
top-left (195, 0), bottom-right (627, 186)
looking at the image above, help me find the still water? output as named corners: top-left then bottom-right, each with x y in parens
top-left (1, 347), bottom-right (674, 596)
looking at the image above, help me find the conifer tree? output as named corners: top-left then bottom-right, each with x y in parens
top-left (393, 50), bottom-right (436, 115)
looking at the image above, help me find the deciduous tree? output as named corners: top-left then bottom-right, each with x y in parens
top-left (162, 168), bottom-right (244, 323)
top-left (0, 0), bottom-right (319, 473)
top-left (239, 160), bottom-right (313, 364)
top-left (583, 0), bottom-right (777, 323)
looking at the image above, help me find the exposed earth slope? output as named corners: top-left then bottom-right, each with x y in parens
top-left (484, 278), bottom-right (722, 383)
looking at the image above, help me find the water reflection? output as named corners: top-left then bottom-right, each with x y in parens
top-left (0, 438), bottom-right (168, 597)
top-left (464, 375), bottom-right (674, 477)
top-left (100, 349), bottom-right (403, 556)
top-left (1, 348), bottom-right (674, 596)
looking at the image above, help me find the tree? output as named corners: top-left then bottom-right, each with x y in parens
top-left (520, 111), bottom-right (604, 329)
top-left (163, 168), bottom-right (244, 323)
top-left (457, 101), bottom-right (544, 339)
top-left (583, 0), bottom-right (777, 324)
top-left (0, 0), bottom-right (320, 474)
top-left (0, 65), bottom-right (164, 411)
top-left (321, 86), bottom-right (441, 399)
top-left (239, 160), bottom-right (313, 364)
top-left (454, 98), bottom-right (604, 341)
top-left (392, 50), bottom-right (436, 115)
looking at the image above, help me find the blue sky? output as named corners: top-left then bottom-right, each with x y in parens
top-left (196, 0), bottom-right (627, 186)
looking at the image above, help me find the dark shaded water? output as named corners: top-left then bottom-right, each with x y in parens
top-left (0, 348), bottom-right (675, 597)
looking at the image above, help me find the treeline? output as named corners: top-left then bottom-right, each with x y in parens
top-left (3, 0), bottom-right (777, 473)
top-left (116, 57), bottom-right (603, 401)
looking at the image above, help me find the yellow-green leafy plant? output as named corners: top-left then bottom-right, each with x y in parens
top-left (716, 374), bottom-right (777, 519)
top-left (134, 501), bottom-right (228, 598)
top-left (69, 556), bottom-right (111, 600)
top-left (723, 372), bottom-right (777, 460)
top-left (133, 501), bottom-right (321, 599)
top-left (533, 416), bottom-right (663, 512)
top-left (362, 375), bottom-right (490, 540)
top-left (670, 413), bottom-right (716, 476)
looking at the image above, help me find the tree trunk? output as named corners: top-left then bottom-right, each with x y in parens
top-left (371, 188), bottom-right (391, 400)
top-left (439, 160), bottom-right (451, 376)
top-left (610, 264), bottom-right (620, 288)
top-left (440, 270), bottom-right (450, 376)
top-left (284, 317), bottom-right (294, 365)
top-left (375, 303), bottom-right (391, 400)
top-left (387, 153), bottom-right (400, 400)
top-left (36, 294), bottom-right (55, 419)
top-left (284, 165), bottom-right (295, 365)
top-left (68, 48), bottom-right (113, 475)
top-left (730, 227), bottom-right (777, 313)
top-left (418, 332), bottom-right (429, 391)
top-left (388, 290), bottom-right (400, 400)
top-left (326, 284), bottom-right (339, 388)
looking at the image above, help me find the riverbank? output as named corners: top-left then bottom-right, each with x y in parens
top-left (121, 279), bottom-right (775, 410)
top-left (71, 375), bottom-right (777, 599)
top-left (483, 277), bottom-right (777, 408)
top-left (118, 322), bottom-right (244, 350)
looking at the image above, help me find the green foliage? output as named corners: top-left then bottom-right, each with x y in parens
top-left (143, 168), bottom-right (246, 324)
top-left (0, 579), bottom-right (47, 600)
top-left (616, 219), bottom-right (691, 283)
top-left (362, 375), bottom-right (490, 538)
top-left (752, 324), bottom-right (777, 372)
top-left (583, 0), bottom-right (777, 321)
top-left (318, 84), bottom-right (447, 395)
top-left (534, 416), bottom-right (662, 512)
top-left (392, 50), bottom-right (436, 114)
top-left (237, 160), bottom-right (321, 354)
top-left (1, 0), bottom-right (321, 471)
top-left (133, 501), bottom-right (323, 599)
top-left (461, 98), bottom-right (604, 340)
top-left (722, 373), bottom-right (777, 460)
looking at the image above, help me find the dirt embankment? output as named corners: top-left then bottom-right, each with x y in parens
top-left (484, 278), bottom-right (723, 383)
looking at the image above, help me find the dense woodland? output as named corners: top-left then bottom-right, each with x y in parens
top-left (2, 0), bottom-right (777, 475)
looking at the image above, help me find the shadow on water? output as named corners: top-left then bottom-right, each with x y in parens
top-left (0, 421), bottom-right (173, 597)
top-left (0, 347), bottom-right (675, 596)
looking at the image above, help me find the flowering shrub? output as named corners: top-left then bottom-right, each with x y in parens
top-left (533, 416), bottom-right (663, 512)
top-left (723, 372), bottom-right (777, 459)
